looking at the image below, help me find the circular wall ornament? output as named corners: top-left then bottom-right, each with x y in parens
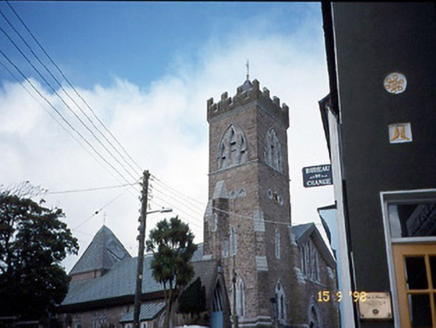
top-left (384, 72), bottom-right (407, 94)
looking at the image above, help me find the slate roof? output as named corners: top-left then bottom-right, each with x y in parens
top-left (292, 223), bottom-right (313, 240)
top-left (292, 223), bottom-right (336, 268)
top-left (69, 225), bottom-right (131, 276)
top-left (241, 79), bottom-right (253, 92)
top-left (61, 243), bottom-right (214, 310)
top-left (120, 301), bottom-right (166, 323)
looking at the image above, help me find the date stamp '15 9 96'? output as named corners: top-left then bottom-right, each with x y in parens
top-left (317, 290), bottom-right (367, 303)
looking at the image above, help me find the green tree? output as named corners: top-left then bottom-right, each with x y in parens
top-left (146, 216), bottom-right (197, 328)
top-left (178, 277), bottom-right (206, 324)
top-left (0, 187), bottom-right (79, 320)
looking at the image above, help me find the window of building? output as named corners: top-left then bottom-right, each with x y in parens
top-left (264, 128), bottom-right (283, 173)
top-left (213, 281), bottom-right (224, 312)
top-left (230, 227), bottom-right (237, 256)
top-left (211, 213), bottom-right (218, 232)
top-left (275, 229), bottom-right (281, 259)
top-left (236, 278), bottom-right (245, 317)
top-left (381, 190), bottom-right (436, 327)
top-left (222, 238), bottom-right (229, 258)
top-left (93, 313), bottom-right (98, 328)
top-left (218, 125), bottom-right (247, 170)
top-left (309, 305), bottom-right (320, 328)
top-left (101, 312), bottom-right (107, 325)
top-left (300, 240), bottom-right (320, 282)
top-left (275, 280), bottom-right (286, 323)
top-left (388, 201), bottom-right (436, 238)
top-left (231, 276), bottom-right (245, 318)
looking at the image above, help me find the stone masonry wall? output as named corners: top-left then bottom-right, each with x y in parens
top-left (204, 80), bottom-right (295, 327)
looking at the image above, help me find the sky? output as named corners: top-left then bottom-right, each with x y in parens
top-left (0, 1), bottom-right (334, 271)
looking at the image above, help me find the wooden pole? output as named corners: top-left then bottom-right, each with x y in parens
top-left (133, 170), bottom-right (149, 328)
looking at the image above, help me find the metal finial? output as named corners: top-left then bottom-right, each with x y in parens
top-left (246, 59), bottom-right (250, 81)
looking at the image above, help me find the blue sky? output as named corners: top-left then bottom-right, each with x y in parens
top-left (1, 2), bottom-right (320, 89)
top-left (0, 1), bottom-right (333, 271)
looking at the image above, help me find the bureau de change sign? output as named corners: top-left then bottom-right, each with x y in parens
top-left (302, 164), bottom-right (333, 188)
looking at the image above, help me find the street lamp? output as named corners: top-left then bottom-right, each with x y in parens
top-left (146, 207), bottom-right (173, 215)
top-left (133, 205), bottom-right (173, 328)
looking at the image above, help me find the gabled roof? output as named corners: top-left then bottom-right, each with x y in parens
top-left (118, 258), bottom-right (219, 323)
top-left (120, 301), bottom-right (166, 323)
top-left (69, 225), bottom-right (131, 276)
top-left (292, 223), bottom-right (313, 240)
top-left (292, 222), bottom-right (336, 268)
top-left (61, 244), bottom-right (214, 311)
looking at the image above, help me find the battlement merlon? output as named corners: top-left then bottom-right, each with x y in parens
top-left (206, 79), bottom-right (290, 128)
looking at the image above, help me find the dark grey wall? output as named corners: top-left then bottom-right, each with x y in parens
top-left (332, 2), bottom-right (436, 326)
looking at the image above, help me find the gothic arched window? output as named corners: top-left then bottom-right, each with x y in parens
top-left (264, 128), bottom-right (283, 173)
top-left (308, 298), bottom-right (321, 328)
top-left (211, 213), bottom-right (218, 232)
top-left (213, 281), bottom-right (224, 312)
top-left (236, 277), bottom-right (245, 317)
top-left (275, 229), bottom-right (281, 259)
top-left (230, 227), bottom-right (237, 256)
top-left (275, 280), bottom-right (286, 323)
top-left (231, 275), bottom-right (245, 318)
top-left (218, 125), bottom-right (247, 170)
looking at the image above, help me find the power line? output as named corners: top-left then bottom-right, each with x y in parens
top-left (72, 182), bottom-right (137, 230)
top-left (149, 193), bottom-right (203, 230)
top-left (151, 174), bottom-right (206, 208)
top-left (0, 58), bottom-right (129, 188)
top-left (0, 24), bottom-right (139, 183)
top-left (47, 182), bottom-right (139, 194)
top-left (0, 49), bottom-right (139, 188)
top-left (3, 0), bottom-right (144, 175)
top-left (151, 184), bottom-right (204, 217)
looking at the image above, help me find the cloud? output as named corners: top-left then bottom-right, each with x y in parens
top-left (0, 7), bottom-right (333, 271)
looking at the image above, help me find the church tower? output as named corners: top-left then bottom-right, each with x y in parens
top-left (203, 79), bottom-right (294, 327)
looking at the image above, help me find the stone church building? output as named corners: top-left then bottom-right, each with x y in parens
top-left (59, 79), bottom-right (339, 328)
top-left (202, 79), bottom-right (338, 328)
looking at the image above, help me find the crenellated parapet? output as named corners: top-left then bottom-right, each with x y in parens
top-left (207, 79), bottom-right (289, 127)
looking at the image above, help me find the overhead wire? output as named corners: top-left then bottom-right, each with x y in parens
top-left (0, 3), bottom-right (212, 223)
top-left (0, 58), bottom-right (137, 190)
top-left (1, 3), bottom-right (291, 235)
top-left (149, 192), bottom-right (203, 230)
top-left (0, 48), bottom-right (141, 191)
top-left (0, 24), bottom-right (139, 184)
top-left (47, 182), bottom-right (139, 194)
top-left (151, 174), bottom-right (292, 228)
top-left (0, 7), bottom-right (142, 178)
top-left (72, 178), bottom-right (140, 230)
top-left (4, 0), bottom-right (144, 175)
top-left (151, 174), bottom-right (206, 208)
top-left (150, 185), bottom-right (204, 217)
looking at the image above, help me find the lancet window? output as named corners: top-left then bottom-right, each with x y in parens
top-left (264, 128), bottom-right (283, 172)
top-left (275, 280), bottom-right (287, 323)
top-left (275, 229), bottom-right (281, 259)
top-left (231, 275), bottom-right (245, 317)
top-left (218, 125), bottom-right (247, 170)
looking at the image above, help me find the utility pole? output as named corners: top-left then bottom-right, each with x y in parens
top-left (134, 170), bottom-right (150, 328)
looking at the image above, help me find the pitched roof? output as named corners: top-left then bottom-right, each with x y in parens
top-left (69, 225), bottom-right (131, 276)
top-left (292, 223), bottom-right (336, 268)
top-left (292, 222), bottom-right (314, 240)
top-left (120, 301), bottom-right (166, 323)
top-left (61, 244), bottom-right (214, 309)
